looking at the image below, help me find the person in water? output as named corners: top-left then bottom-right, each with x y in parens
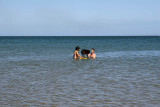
top-left (88, 48), bottom-right (96, 59)
top-left (73, 46), bottom-right (83, 59)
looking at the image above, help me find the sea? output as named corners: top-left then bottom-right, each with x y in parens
top-left (0, 36), bottom-right (160, 107)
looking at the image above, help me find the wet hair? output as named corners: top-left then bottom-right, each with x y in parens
top-left (91, 48), bottom-right (95, 51)
top-left (75, 46), bottom-right (80, 50)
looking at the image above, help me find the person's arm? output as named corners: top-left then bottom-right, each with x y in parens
top-left (88, 54), bottom-right (91, 58)
top-left (93, 54), bottom-right (96, 59)
top-left (77, 51), bottom-right (83, 58)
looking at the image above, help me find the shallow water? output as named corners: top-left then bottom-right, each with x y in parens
top-left (0, 36), bottom-right (160, 106)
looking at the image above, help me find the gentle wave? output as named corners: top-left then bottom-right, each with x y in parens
top-left (1, 50), bottom-right (160, 62)
top-left (97, 50), bottom-right (160, 58)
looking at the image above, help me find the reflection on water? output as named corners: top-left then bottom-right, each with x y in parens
top-left (97, 50), bottom-right (160, 58)
top-left (0, 55), bottom-right (160, 106)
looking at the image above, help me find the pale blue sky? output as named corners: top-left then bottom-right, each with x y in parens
top-left (0, 0), bottom-right (159, 36)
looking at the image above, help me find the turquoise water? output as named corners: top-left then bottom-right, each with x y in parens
top-left (0, 36), bottom-right (160, 106)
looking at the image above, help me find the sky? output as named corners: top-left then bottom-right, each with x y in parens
top-left (0, 0), bottom-right (160, 36)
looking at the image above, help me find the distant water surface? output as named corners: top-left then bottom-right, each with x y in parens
top-left (0, 36), bottom-right (160, 106)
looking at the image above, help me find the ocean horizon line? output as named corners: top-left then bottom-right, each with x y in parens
top-left (0, 35), bottom-right (160, 37)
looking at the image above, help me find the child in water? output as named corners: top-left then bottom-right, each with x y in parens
top-left (73, 46), bottom-right (83, 59)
